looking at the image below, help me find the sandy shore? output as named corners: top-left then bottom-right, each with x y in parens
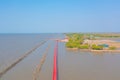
top-left (91, 50), bottom-right (120, 53)
top-left (83, 39), bottom-right (120, 48)
top-left (66, 48), bottom-right (120, 53)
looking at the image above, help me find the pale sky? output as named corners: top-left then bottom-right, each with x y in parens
top-left (0, 0), bottom-right (120, 33)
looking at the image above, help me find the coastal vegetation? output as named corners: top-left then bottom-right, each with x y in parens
top-left (91, 44), bottom-right (103, 50)
top-left (109, 46), bottom-right (116, 50)
top-left (66, 33), bottom-right (85, 48)
top-left (65, 33), bottom-right (119, 50)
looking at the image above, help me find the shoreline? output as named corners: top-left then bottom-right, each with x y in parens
top-left (66, 48), bottom-right (120, 53)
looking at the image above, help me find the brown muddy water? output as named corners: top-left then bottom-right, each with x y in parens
top-left (0, 34), bottom-right (120, 80)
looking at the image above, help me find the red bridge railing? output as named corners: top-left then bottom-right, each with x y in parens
top-left (53, 41), bottom-right (58, 80)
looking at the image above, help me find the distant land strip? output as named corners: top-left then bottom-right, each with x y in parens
top-left (0, 40), bottom-right (47, 78)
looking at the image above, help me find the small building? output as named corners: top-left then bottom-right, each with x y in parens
top-left (98, 44), bottom-right (109, 47)
top-left (103, 44), bottom-right (109, 48)
top-left (98, 44), bottom-right (109, 50)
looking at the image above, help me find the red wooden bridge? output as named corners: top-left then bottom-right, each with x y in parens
top-left (53, 41), bottom-right (58, 80)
